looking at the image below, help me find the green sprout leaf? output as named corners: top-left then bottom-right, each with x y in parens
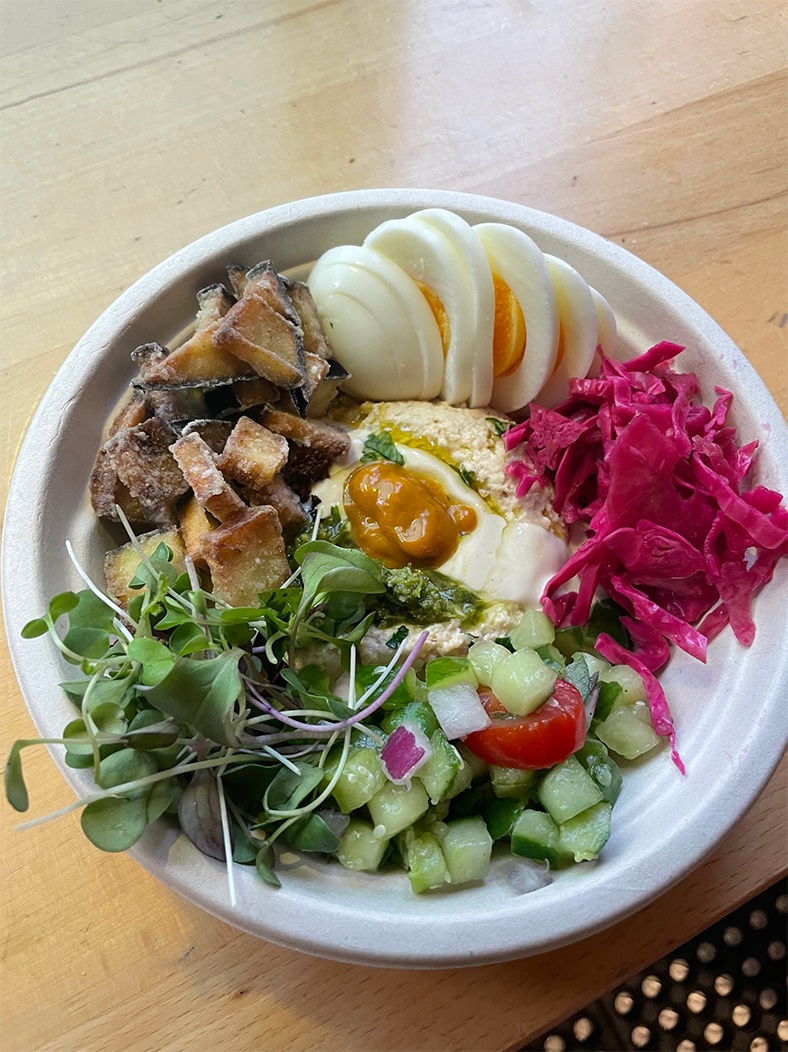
top-left (81, 796), bottom-right (150, 852)
top-left (486, 417), bottom-right (510, 438)
top-left (265, 761), bottom-right (323, 813)
top-left (20, 618), bottom-right (49, 639)
top-left (128, 637), bottom-right (176, 686)
top-left (4, 741), bottom-right (30, 812)
top-left (285, 812), bottom-right (340, 854)
top-left (142, 649), bottom-right (245, 748)
top-left (255, 843), bottom-right (281, 888)
top-left (49, 592), bottom-right (80, 620)
top-left (62, 589), bottom-right (117, 660)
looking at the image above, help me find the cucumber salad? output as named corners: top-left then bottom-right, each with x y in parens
top-left (6, 212), bottom-right (787, 900)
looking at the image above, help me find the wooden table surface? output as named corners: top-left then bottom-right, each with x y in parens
top-left (1, 2), bottom-right (786, 1050)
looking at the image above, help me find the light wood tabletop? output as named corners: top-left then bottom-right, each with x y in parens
top-left (1, 2), bottom-right (786, 1050)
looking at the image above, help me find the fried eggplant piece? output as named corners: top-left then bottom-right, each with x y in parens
top-left (286, 352), bottom-right (330, 417)
top-left (89, 447), bottom-right (156, 526)
top-left (243, 474), bottom-right (308, 531)
top-left (104, 418), bottom-right (189, 525)
top-left (227, 263), bottom-right (250, 299)
top-left (104, 527), bottom-right (187, 608)
top-left (108, 392), bottom-right (149, 436)
top-left (194, 283), bottom-right (235, 332)
top-left (180, 418), bottom-right (233, 454)
top-left (231, 376), bottom-right (280, 410)
top-left (214, 262), bottom-right (306, 389)
top-left (136, 324), bottom-right (257, 390)
top-left (147, 386), bottom-right (208, 425)
top-left (178, 494), bottom-right (216, 567)
top-left (216, 416), bottom-right (289, 491)
top-left (257, 407), bottom-right (351, 497)
top-left (282, 277), bottom-right (330, 359)
top-left (306, 359), bottom-right (350, 419)
top-left (131, 343), bottom-right (170, 381)
top-left (169, 431), bottom-right (246, 523)
top-left (200, 506), bottom-right (290, 607)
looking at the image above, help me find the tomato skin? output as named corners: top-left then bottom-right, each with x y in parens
top-left (463, 680), bottom-right (587, 770)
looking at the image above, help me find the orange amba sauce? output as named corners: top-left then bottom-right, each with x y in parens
top-left (343, 461), bottom-right (477, 569)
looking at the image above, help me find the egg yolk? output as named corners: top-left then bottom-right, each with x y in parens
top-left (416, 280), bottom-right (451, 356)
top-left (491, 272), bottom-right (526, 377)
top-left (343, 461), bottom-right (477, 569)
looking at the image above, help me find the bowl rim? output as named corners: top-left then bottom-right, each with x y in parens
top-left (4, 188), bottom-right (787, 968)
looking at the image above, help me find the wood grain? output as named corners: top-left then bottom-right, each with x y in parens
top-left (0, 2), bottom-right (785, 1050)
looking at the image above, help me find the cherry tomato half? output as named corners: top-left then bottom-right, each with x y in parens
top-left (463, 680), bottom-right (586, 769)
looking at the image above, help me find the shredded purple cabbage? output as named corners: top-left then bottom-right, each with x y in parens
top-left (506, 342), bottom-right (788, 769)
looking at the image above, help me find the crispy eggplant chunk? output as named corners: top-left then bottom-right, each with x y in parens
top-left (178, 494), bottom-right (216, 566)
top-left (231, 376), bottom-right (280, 410)
top-left (169, 431), bottom-right (246, 523)
top-left (214, 262), bottom-right (306, 389)
top-left (137, 324), bottom-right (256, 390)
top-left (256, 407), bottom-right (350, 496)
top-left (194, 283), bottom-right (235, 332)
top-left (216, 416), bottom-right (289, 491)
top-left (282, 277), bottom-right (330, 359)
top-left (200, 506), bottom-right (290, 607)
top-left (306, 359), bottom-right (350, 419)
top-left (104, 418), bottom-right (189, 525)
top-left (108, 392), bottom-right (149, 436)
top-left (227, 263), bottom-right (250, 299)
top-left (104, 527), bottom-right (187, 608)
top-left (243, 474), bottom-right (308, 531)
top-left (180, 418), bottom-right (233, 454)
top-left (89, 448), bottom-right (154, 526)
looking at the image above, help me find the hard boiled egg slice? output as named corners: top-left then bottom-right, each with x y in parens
top-left (587, 285), bottom-right (618, 377)
top-left (535, 255), bottom-right (599, 407)
top-left (306, 244), bottom-right (443, 401)
top-left (365, 209), bottom-right (495, 407)
top-left (473, 222), bottom-right (560, 414)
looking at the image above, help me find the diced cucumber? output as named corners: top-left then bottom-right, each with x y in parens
top-left (599, 664), bottom-right (647, 705)
top-left (534, 644), bottom-right (566, 673)
top-left (576, 738), bottom-right (622, 804)
top-left (558, 801), bottom-right (612, 862)
top-left (537, 755), bottom-right (604, 824)
top-left (381, 700), bottom-right (439, 738)
top-left (445, 744), bottom-right (487, 800)
top-left (510, 808), bottom-right (561, 866)
top-left (510, 608), bottom-right (555, 650)
top-left (553, 625), bottom-right (585, 658)
top-left (490, 647), bottom-right (557, 716)
top-left (401, 830), bottom-right (450, 893)
top-left (425, 656), bottom-right (478, 691)
top-left (322, 747), bottom-right (386, 813)
top-left (337, 819), bottom-right (390, 871)
top-left (439, 816), bottom-right (493, 885)
top-left (467, 640), bottom-right (512, 686)
top-left (593, 680), bottom-right (624, 723)
top-left (355, 663), bottom-right (418, 710)
top-left (367, 779), bottom-right (430, 838)
top-left (484, 796), bottom-right (525, 840)
top-left (417, 730), bottom-right (462, 804)
top-left (489, 764), bottom-right (536, 799)
top-left (571, 652), bottom-right (611, 679)
top-left (595, 704), bottom-right (661, 759)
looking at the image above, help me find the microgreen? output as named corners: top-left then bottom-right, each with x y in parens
top-left (5, 524), bottom-right (427, 893)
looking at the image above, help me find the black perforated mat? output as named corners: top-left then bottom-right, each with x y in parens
top-left (523, 878), bottom-right (787, 1051)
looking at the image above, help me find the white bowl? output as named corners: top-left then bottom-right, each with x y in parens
top-left (4, 189), bottom-right (787, 968)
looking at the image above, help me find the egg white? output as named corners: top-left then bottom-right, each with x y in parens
top-left (365, 210), bottom-right (495, 408)
top-left (587, 285), bottom-right (618, 377)
top-left (473, 222), bottom-right (560, 414)
top-left (306, 244), bottom-right (443, 401)
top-left (311, 430), bottom-right (567, 608)
top-left (535, 254), bottom-right (600, 407)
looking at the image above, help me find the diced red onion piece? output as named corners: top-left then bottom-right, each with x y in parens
top-left (428, 684), bottom-right (492, 740)
top-left (380, 720), bottom-right (432, 785)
